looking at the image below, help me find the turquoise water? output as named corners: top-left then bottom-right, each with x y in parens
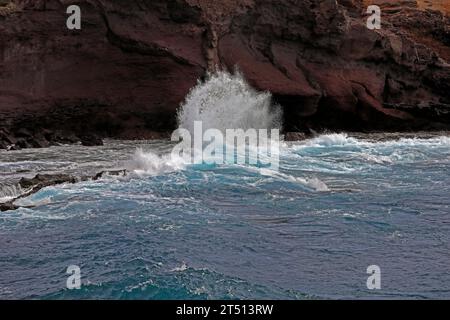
top-left (1, 134), bottom-right (450, 299)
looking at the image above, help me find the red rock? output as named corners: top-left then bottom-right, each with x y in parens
top-left (0, 0), bottom-right (449, 149)
top-left (285, 132), bottom-right (308, 141)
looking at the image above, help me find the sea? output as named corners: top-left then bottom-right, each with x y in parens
top-left (1, 72), bottom-right (449, 299)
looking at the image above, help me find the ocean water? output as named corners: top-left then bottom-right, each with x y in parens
top-left (1, 134), bottom-right (450, 299)
top-left (1, 72), bottom-right (450, 299)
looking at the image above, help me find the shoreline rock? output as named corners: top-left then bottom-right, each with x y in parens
top-left (0, 202), bottom-right (19, 212)
top-left (0, 170), bottom-right (128, 212)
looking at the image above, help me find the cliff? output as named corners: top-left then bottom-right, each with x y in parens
top-left (0, 0), bottom-right (449, 148)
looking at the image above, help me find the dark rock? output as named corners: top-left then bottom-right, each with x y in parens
top-left (0, 202), bottom-right (18, 212)
top-left (93, 169), bottom-right (128, 180)
top-left (19, 174), bottom-right (77, 189)
top-left (0, 129), bottom-right (16, 145)
top-left (0, 0), bottom-right (449, 145)
top-left (28, 133), bottom-right (50, 148)
top-left (6, 144), bottom-right (21, 151)
top-left (52, 131), bottom-right (80, 145)
top-left (1, 169), bottom-right (128, 212)
top-left (0, 140), bottom-right (8, 149)
top-left (15, 128), bottom-right (33, 138)
top-left (285, 132), bottom-right (308, 141)
top-left (80, 135), bottom-right (104, 147)
top-left (15, 139), bottom-right (33, 149)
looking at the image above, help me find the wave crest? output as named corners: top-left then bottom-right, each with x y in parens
top-left (126, 148), bottom-right (187, 176)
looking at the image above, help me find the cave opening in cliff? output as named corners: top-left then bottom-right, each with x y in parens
top-left (273, 94), bottom-right (320, 133)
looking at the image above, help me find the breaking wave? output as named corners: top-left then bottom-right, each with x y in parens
top-left (126, 70), bottom-right (450, 192)
top-left (0, 184), bottom-right (24, 203)
top-left (176, 70), bottom-right (283, 134)
top-left (126, 148), bottom-right (187, 176)
top-left (129, 70), bottom-right (285, 177)
top-left (298, 133), bottom-right (450, 149)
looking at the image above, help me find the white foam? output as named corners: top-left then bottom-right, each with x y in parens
top-left (126, 148), bottom-right (187, 176)
top-left (290, 133), bottom-right (450, 167)
top-left (300, 133), bottom-right (450, 149)
top-left (129, 71), bottom-right (284, 175)
top-left (258, 168), bottom-right (329, 192)
top-left (171, 262), bottom-right (188, 272)
top-left (303, 177), bottom-right (330, 192)
top-left (14, 194), bottom-right (53, 207)
top-left (359, 153), bottom-right (393, 164)
top-left (305, 133), bottom-right (358, 147)
top-left (0, 184), bottom-right (24, 203)
top-left (177, 70), bottom-right (283, 134)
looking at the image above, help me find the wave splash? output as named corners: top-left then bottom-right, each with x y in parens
top-left (128, 73), bottom-right (450, 191)
top-left (176, 70), bottom-right (283, 134)
top-left (0, 184), bottom-right (24, 203)
top-left (129, 70), bottom-right (285, 175)
top-left (126, 148), bottom-right (187, 176)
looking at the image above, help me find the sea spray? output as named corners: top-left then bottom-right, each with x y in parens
top-left (171, 121), bottom-right (281, 169)
top-left (127, 71), bottom-right (328, 190)
top-left (127, 71), bottom-right (284, 174)
top-left (171, 71), bottom-right (283, 169)
top-left (126, 148), bottom-right (187, 176)
top-left (176, 70), bottom-right (283, 134)
top-left (0, 183), bottom-right (24, 203)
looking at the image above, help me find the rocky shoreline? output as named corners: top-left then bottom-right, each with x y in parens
top-left (0, 127), bottom-right (105, 150)
top-left (1, 130), bottom-right (449, 212)
top-left (0, 0), bottom-right (449, 149)
top-left (0, 170), bottom-right (127, 212)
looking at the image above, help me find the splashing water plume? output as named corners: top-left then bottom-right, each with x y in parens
top-left (177, 71), bottom-right (283, 133)
top-left (126, 71), bottom-right (284, 176)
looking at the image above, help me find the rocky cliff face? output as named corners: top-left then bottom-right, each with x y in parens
top-left (0, 0), bottom-right (449, 148)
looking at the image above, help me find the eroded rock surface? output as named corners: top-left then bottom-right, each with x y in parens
top-left (0, 0), bottom-right (449, 148)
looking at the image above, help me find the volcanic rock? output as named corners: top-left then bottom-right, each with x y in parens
top-left (0, 0), bottom-right (449, 148)
top-left (80, 134), bottom-right (104, 147)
